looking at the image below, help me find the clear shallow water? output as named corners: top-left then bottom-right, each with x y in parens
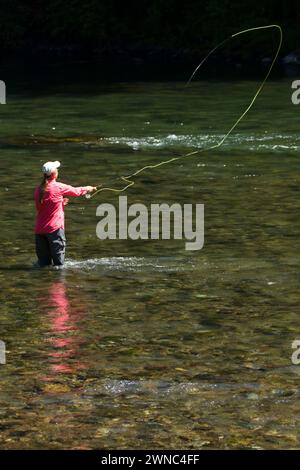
top-left (0, 80), bottom-right (300, 449)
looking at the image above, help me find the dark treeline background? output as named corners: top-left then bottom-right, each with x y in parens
top-left (0, 0), bottom-right (299, 75)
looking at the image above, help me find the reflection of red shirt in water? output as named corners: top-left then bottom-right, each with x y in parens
top-left (34, 180), bottom-right (89, 234)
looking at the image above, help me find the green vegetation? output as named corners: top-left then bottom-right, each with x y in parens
top-left (0, 0), bottom-right (299, 59)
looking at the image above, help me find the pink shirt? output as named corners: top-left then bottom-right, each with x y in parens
top-left (34, 180), bottom-right (89, 234)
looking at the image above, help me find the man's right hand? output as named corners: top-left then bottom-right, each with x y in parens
top-left (86, 186), bottom-right (97, 192)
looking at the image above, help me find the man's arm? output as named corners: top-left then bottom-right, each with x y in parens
top-left (58, 183), bottom-right (96, 197)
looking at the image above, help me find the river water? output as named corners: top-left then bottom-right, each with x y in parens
top-left (0, 79), bottom-right (299, 449)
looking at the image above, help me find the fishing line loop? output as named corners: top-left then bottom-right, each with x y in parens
top-left (90, 25), bottom-right (282, 199)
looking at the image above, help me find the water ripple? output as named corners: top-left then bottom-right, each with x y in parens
top-left (104, 133), bottom-right (300, 152)
top-left (65, 257), bottom-right (192, 272)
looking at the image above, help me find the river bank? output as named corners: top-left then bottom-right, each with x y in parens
top-left (2, 42), bottom-right (298, 84)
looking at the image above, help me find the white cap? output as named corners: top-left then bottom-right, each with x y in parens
top-left (42, 161), bottom-right (61, 175)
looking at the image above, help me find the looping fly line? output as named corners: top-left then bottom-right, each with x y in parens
top-left (89, 24), bottom-right (282, 199)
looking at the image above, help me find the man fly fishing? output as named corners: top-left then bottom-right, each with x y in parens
top-left (34, 161), bottom-right (96, 268)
